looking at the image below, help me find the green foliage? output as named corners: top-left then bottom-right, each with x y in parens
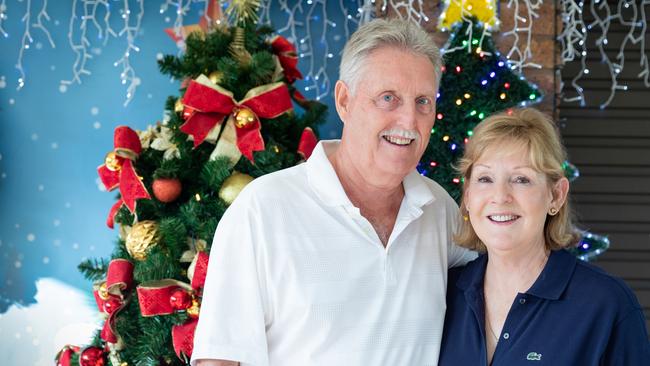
top-left (420, 19), bottom-right (542, 200)
top-left (80, 19), bottom-right (327, 365)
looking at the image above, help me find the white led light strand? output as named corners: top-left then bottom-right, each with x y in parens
top-left (16, 0), bottom-right (34, 90)
top-left (113, 0), bottom-right (144, 106)
top-left (60, 1), bottom-right (112, 91)
top-left (560, 0), bottom-right (650, 109)
top-left (558, 0), bottom-right (588, 105)
top-left (379, 0), bottom-right (429, 24)
top-left (501, 0), bottom-right (542, 71)
top-left (15, 0), bottom-right (55, 90)
top-left (160, 0), bottom-right (193, 46)
top-left (0, 0), bottom-right (7, 38)
top-left (258, 0), bottom-right (366, 100)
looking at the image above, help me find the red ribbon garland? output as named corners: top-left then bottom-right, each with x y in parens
top-left (97, 126), bottom-right (151, 228)
top-left (298, 127), bottom-right (318, 160)
top-left (92, 259), bottom-right (134, 344)
top-left (270, 35), bottom-right (303, 83)
top-left (136, 251), bottom-right (209, 360)
top-left (55, 345), bottom-right (80, 366)
top-left (180, 75), bottom-right (293, 163)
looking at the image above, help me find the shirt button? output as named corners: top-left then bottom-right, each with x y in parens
top-left (519, 298), bottom-right (526, 304)
top-left (503, 332), bottom-right (510, 340)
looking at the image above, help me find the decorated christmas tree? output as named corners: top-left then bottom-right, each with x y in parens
top-left (420, 17), bottom-right (609, 260)
top-left (55, 2), bottom-right (325, 366)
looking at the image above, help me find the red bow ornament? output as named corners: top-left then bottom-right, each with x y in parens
top-left (180, 74), bottom-right (293, 163)
top-left (136, 251), bottom-right (209, 361)
top-left (270, 35), bottom-right (303, 83)
top-left (55, 345), bottom-right (80, 366)
top-left (93, 259), bottom-right (134, 345)
top-left (98, 126), bottom-right (151, 228)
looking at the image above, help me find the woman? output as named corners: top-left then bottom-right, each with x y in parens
top-left (439, 108), bottom-right (649, 365)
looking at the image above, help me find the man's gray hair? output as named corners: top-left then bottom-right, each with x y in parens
top-left (340, 18), bottom-right (442, 94)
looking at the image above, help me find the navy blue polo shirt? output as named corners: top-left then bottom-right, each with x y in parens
top-left (439, 249), bottom-right (650, 365)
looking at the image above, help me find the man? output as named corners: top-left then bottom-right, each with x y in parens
top-left (192, 18), bottom-right (476, 366)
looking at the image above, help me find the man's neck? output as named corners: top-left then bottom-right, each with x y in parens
top-left (328, 145), bottom-right (405, 246)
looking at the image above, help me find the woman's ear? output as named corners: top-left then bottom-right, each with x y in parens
top-left (551, 177), bottom-right (570, 210)
top-left (334, 80), bottom-right (350, 123)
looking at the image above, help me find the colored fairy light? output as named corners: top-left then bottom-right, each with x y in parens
top-left (467, 131), bottom-right (473, 136)
top-left (499, 93), bottom-right (506, 100)
top-left (430, 161), bottom-right (437, 167)
top-left (431, 128), bottom-right (436, 134)
top-left (462, 40), bottom-right (468, 46)
top-left (442, 135), bottom-right (450, 142)
top-left (451, 143), bottom-right (457, 150)
top-left (436, 113), bottom-right (443, 120)
top-left (472, 39), bottom-right (478, 45)
top-left (489, 71), bottom-right (496, 78)
top-left (455, 98), bottom-right (462, 105)
top-left (441, 65), bottom-right (446, 73)
top-left (452, 178), bottom-right (460, 184)
top-left (504, 82), bottom-right (510, 89)
top-left (455, 65), bottom-right (462, 73)
top-left (481, 79), bottom-right (488, 85)
top-left (464, 138), bottom-right (469, 144)
top-left (464, 93), bottom-right (471, 99)
top-left (529, 93), bottom-right (536, 100)
top-left (478, 112), bottom-right (485, 119)
top-left (470, 110), bottom-right (477, 116)
top-left (498, 61), bottom-right (505, 67)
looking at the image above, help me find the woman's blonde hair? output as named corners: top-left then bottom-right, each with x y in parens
top-left (454, 108), bottom-right (581, 252)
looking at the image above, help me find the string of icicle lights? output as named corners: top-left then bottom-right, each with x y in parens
top-left (558, 0), bottom-right (650, 109)
top-left (0, 0), bottom-right (556, 105)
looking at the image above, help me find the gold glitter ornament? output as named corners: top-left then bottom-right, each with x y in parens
top-left (234, 108), bottom-right (256, 128)
top-left (98, 282), bottom-right (110, 300)
top-left (105, 152), bottom-right (121, 171)
top-left (187, 298), bottom-right (200, 318)
top-left (218, 171), bottom-right (254, 205)
top-left (174, 98), bottom-right (184, 114)
top-left (208, 71), bottom-right (224, 84)
top-left (125, 220), bottom-right (160, 261)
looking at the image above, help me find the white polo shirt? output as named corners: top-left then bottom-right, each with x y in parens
top-left (191, 140), bottom-right (475, 366)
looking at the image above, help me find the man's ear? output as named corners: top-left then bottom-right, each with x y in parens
top-left (334, 80), bottom-right (350, 123)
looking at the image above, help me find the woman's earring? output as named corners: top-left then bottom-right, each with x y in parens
top-left (549, 207), bottom-right (558, 215)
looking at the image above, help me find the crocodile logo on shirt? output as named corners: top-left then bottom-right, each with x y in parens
top-left (526, 352), bottom-right (542, 361)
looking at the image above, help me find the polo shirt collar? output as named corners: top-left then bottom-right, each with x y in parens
top-left (305, 140), bottom-right (435, 209)
top-left (456, 249), bottom-right (577, 301)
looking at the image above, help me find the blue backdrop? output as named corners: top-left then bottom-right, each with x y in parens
top-left (0, 1), bottom-right (348, 313)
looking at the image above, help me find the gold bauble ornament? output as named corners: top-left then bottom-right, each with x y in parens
top-left (125, 220), bottom-right (160, 261)
top-left (174, 98), bottom-right (184, 114)
top-left (208, 71), bottom-right (224, 84)
top-left (218, 171), bottom-right (254, 205)
top-left (105, 152), bottom-right (121, 171)
top-left (187, 299), bottom-right (200, 318)
top-left (98, 282), bottom-right (110, 300)
top-left (234, 108), bottom-right (256, 128)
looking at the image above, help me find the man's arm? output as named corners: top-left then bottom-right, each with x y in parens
top-left (195, 360), bottom-right (239, 366)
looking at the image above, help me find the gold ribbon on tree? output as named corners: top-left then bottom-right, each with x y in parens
top-left (180, 74), bottom-right (293, 164)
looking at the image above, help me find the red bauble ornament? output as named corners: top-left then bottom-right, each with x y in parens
top-left (79, 347), bottom-right (105, 366)
top-left (170, 289), bottom-right (193, 310)
top-left (153, 178), bottom-right (182, 203)
top-left (103, 297), bottom-right (122, 314)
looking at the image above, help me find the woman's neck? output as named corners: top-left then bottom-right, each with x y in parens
top-left (484, 245), bottom-right (550, 295)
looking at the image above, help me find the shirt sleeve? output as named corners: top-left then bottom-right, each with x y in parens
top-left (600, 307), bottom-right (650, 365)
top-left (191, 188), bottom-right (270, 366)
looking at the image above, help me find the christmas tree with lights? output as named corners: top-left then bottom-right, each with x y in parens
top-left (55, 1), bottom-right (325, 366)
top-left (420, 17), bottom-right (609, 260)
